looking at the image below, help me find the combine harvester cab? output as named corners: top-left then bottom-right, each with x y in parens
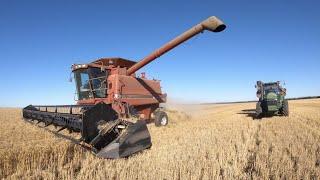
top-left (22, 16), bottom-right (226, 158)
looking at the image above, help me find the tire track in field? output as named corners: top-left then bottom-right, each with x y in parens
top-left (243, 121), bottom-right (262, 179)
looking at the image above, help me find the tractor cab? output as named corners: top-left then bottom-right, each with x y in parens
top-left (263, 83), bottom-right (280, 93)
top-left (256, 81), bottom-right (286, 99)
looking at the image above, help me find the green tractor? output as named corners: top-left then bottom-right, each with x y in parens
top-left (255, 81), bottom-right (289, 118)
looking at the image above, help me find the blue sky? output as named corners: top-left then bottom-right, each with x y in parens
top-left (0, 0), bottom-right (319, 107)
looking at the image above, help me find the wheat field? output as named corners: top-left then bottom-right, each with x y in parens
top-left (0, 99), bottom-right (319, 179)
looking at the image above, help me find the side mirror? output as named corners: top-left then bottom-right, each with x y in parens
top-left (68, 73), bottom-right (73, 82)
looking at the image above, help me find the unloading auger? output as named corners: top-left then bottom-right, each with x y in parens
top-left (22, 16), bottom-right (226, 158)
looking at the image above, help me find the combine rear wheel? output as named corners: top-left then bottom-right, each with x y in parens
top-left (281, 100), bottom-right (289, 116)
top-left (155, 111), bottom-right (168, 127)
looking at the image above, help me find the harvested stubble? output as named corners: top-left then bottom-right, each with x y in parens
top-left (0, 99), bottom-right (320, 179)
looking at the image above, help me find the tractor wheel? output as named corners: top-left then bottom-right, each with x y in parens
top-left (155, 111), bottom-right (168, 127)
top-left (256, 102), bottom-right (263, 118)
top-left (282, 100), bottom-right (289, 116)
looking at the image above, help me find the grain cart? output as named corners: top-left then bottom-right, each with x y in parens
top-left (22, 16), bottom-right (226, 158)
top-left (255, 81), bottom-right (289, 118)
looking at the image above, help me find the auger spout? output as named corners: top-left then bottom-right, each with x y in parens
top-left (127, 16), bottom-right (226, 75)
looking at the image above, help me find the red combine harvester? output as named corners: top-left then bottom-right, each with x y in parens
top-left (23, 16), bottom-right (226, 158)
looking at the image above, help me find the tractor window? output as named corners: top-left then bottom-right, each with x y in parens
top-left (89, 68), bottom-right (107, 98)
top-left (264, 85), bottom-right (280, 94)
top-left (74, 67), bottom-right (107, 100)
top-left (74, 69), bottom-right (91, 100)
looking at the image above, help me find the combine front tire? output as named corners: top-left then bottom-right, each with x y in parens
top-left (281, 100), bottom-right (289, 116)
top-left (155, 111), bottom-right (168, 127)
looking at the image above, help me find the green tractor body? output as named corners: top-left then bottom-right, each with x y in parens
top-left (255, 81), bottom-right (289, 117)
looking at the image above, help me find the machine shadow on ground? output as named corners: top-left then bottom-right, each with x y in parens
top-left (237, 109), bottom-right (274, 120)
